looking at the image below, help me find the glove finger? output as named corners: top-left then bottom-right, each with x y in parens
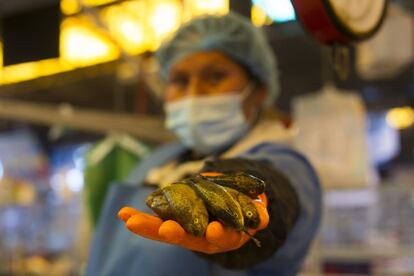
top-left (125, 213), bottom-right (163, 240)
top-left (118, 206), bottom-right (140, 222)
top-left (158, 220), bottom-right (186, 244)
top-left (205, 221), bottom-right (243, 250)
top-left (200, 172), bottom-right (224, 177)
top-left (253, 193), bottom-right (268, 208)
top-left (158, 220), bottom-right (222, 254)
top-left (175, 233), bottom-right (222, 254)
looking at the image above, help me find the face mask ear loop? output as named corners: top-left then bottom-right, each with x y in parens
top-left (242, 82), bottom-right (265, 126)
top-left (186, 98), bottom-right (199, 147)
top-left (240, 82), bottom-right (256, 102)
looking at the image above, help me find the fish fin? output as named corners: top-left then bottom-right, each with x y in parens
top-left (243, 229), bottom-right (261, 247)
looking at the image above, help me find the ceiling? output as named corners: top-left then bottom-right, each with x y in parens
top-left (0, 1), bottom-right (413, 115)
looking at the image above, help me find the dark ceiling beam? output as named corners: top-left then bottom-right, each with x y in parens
top-left (0, 98), bottom-right (176, 143)
top-left (0, 0), bottom-right (59, 16)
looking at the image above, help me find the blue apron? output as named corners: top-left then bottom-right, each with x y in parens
top-left (86, 142), bottom-right (321, 276)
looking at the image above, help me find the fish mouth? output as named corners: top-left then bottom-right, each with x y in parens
top-left (189, 224), bottom-right (206, 237)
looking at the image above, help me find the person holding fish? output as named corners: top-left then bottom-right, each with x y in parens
top-left (87, 12), bottom-right (321, 276)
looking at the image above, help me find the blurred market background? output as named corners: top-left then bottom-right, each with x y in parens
top-left (0, 0), bottom-right (414, 275)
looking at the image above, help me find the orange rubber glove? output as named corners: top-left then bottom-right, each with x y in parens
top-left (118, 173), bottom-right (269, 254)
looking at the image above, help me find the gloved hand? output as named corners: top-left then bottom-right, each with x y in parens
top-left (118, 173), bottom-right (269, 254)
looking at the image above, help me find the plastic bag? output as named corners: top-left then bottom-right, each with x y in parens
top-left (83, 134), bottom-right (151, 226)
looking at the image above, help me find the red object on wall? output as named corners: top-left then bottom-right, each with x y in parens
top-left (291, 0), bottom-right (387, 45)
top-left (292, 0), bottom-right (351, 44)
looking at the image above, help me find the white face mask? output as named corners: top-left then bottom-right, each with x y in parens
top-left (165, 85), bottom-right (254, 155)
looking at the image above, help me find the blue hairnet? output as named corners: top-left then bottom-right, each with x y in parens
top-left (156, 12), bottom-right (279, 106)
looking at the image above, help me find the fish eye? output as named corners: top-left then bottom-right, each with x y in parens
top-left (246, 211), bottom-right (253, 217)
top-left (194, 218), bottom-right (199, 224)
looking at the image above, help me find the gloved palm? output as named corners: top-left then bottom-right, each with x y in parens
top-left (118, 171), bottom-right (269, 254)
top-left (118, 192), bottom-right (268, 254)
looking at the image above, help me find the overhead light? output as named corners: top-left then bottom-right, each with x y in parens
top-left (61, 0), bottom-right (81, 15)
top-left (1, 15), bottom-right (120, 85)
top-left (60, 16), bottom-right (120, 67)
top-left (101, 2), bottom-right (149, 55)
top-left (0, 58), bottom-right (68, 85)
top-left (252, 0), bottom-right (296, 23)
top-left (149, 0), bottom-right (182, 49)
top-left (192, 0), bottom-right (229, 14)
top-left (1, 0), bottom-right (233, 85)
top-left (184, 0), bottom-right (228, 20)
top-left (82, 0), bottom-right (118, 6)
top-left (386, 106), bottom-right (414, 129)
top-left (61, 0), bottom-right (119, 15)
top-left (251, 4), bottom-right (273, 27)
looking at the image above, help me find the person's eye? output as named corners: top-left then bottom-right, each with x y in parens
top-left (169, 75), bottom-right (188, 88)
top-left (206, 71), bottom-right (227, 84)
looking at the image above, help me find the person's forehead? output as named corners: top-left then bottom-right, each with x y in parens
top-left (169, 50), bottom-right (241, 74)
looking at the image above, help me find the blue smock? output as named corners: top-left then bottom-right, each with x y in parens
top-left (86, 142), bottom-right (321, 276)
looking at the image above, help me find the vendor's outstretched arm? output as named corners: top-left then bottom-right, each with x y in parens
top-left (197, 158), bottom-right (300, 269)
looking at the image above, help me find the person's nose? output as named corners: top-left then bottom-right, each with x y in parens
top-left (186, 76), bottom-right (205, 97)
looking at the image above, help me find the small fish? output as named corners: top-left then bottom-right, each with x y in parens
top-left (162, 184), bottom-right (209, 237)
top-left (188, 176), bottom-right (261, 247)
top-left (147, 178), bottom-right (261, 246)
top-left (223, 187), bottom-right (261, 229)
top-left (187, 176), bottom-right (244, 230)
top-left (146, 189), bottom-right (173, 220)
top-left (200, 172), bottom-right (266, 198)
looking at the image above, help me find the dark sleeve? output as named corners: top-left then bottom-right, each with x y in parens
top-left (195, 157), bottom-right (300, 269)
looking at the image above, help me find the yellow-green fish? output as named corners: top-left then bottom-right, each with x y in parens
top-left (200, 172), bottom-right (266, 198)
top-left (187, 176), bottom-right (244, 231)
top-left (146, 189), bottom-right (173, 220)
top-left (223, 187), bottom-right (261, 229)
top-left (146, 184), bottom-right (209, 237)
top-left (188, 176), bottom-right (261, 247)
